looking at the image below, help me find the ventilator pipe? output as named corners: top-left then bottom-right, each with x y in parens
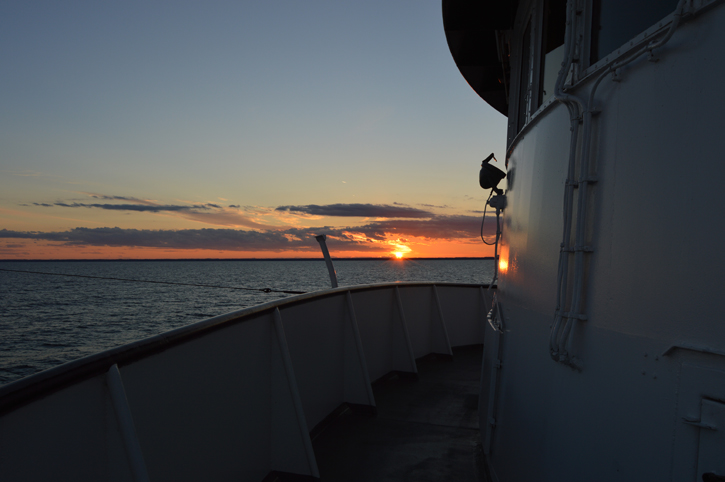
top-left (315, 235), bottom-right (338, 289)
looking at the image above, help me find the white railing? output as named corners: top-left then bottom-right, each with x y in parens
top-left (0, 282), bottom-right (491, 482)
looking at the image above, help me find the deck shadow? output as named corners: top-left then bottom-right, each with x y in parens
top-left (311, 345), bottom-right (483, 482)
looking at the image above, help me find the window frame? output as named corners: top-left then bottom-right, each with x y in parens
top-left (506, 0), bottom-right (547, 146)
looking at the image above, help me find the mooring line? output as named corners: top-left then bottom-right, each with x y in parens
top-left (0, 268), bottom-right (306, 294)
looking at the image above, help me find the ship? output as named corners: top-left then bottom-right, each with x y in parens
top-left (2, 0), bottom-right (724, 480)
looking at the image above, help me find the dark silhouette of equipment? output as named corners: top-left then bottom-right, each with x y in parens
top-left (479, 153), bottom-right (506, 195)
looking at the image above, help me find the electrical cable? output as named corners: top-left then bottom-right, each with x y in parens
top-left (0, 268), bottom-right (306, 294)
top-left (480, 190), bottom-right (496, 245)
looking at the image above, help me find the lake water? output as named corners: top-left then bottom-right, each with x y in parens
top-left (0, 258), bottom-right (494, 385)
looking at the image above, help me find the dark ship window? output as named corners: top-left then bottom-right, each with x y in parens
top-left (516, 21), bottom-right (532, 134)
top-left (590, 0), bottom-right (678, 63)
top-left (537, 0), bottom-right (567, 107)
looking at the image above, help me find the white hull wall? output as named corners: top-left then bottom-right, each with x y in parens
top-left (492, 3), bottom-right (725, 481)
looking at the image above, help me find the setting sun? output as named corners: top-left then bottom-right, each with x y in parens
top-left (390, 242), bottom-right (411, 259)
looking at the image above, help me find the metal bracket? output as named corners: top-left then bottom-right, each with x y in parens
top-left (487, 308), bottom-right (503, 333)
top-left (682, 416), bottom-right (718, 430)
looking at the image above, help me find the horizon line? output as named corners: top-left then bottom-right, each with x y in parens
top-left (0, 256), bottom-right (495, 262)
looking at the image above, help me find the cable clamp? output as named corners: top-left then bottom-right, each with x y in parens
top-left (563, 312), bottom-right (588, 321)
top-left (574, 245), bottom-right (594, 252)
top-left (567, 177), bottom-right (598, 188)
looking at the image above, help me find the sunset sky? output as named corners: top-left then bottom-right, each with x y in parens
top-left (0, 1), bottom-right (507, 260)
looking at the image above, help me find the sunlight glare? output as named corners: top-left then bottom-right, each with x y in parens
top-left (498, 257), bottom-right (508, 272)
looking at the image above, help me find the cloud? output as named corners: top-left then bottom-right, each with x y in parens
top-left (0, 227), bottom-right (381, 252)
top-left (52, 202), bottom-right (212, 212)
top-left (178, 210), bottom-right (273, 230)
top-left (275, 203), bottom-right (433, 218)
top-left (0, 215), bottom-right (495, 253)
top-left (86, 194), bottom-right (140, 201)
top-left (31, 197), bottom-right (273, 229)
top-left (77, 193), bottom-right (160, 206)
top-left (344, 215), bottom-right (487, 240)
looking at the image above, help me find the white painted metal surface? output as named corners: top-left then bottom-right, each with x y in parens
top-left (479, 0), bottom-right (725, 480)
top-left (0, 282), bottom-right (489, 481)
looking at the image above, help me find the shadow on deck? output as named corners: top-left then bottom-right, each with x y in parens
top-left (310, 345), bottom-right (483, 482)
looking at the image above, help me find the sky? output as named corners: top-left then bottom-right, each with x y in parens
top-left (0, 1), bottom-right (507, 260)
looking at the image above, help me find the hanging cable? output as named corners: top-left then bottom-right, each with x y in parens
top-left (0, 268), bottom-right (306, 294)
top-left (480, 190), bottom-right (496, 245)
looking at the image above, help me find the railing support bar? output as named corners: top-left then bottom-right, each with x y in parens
top-left (432, 285), bottom-right (453, 357)
top-left (272, 308), bottom-right (320, 478)
top-left (106, 364), bottom-right (151, 482)
top-left (346, 291), bottom-right (376, 407)
top-left (394, 286), bottom-right (418, 374)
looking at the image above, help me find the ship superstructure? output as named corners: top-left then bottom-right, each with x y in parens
top-left (444, 0), bottom-right (725, 480)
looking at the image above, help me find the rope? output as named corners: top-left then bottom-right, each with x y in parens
top-left (0, 268), bottom-right (306, 295)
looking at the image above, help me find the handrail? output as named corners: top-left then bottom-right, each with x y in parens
top-left (0, 281), bottom-right (490, 416)
top-left (0, 281), bottom-right (493, 481)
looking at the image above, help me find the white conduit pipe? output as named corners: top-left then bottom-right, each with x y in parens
top-left (549, 115), bottom-right (580, 358)
top-left (551, 0), bottom-right (585, 360)
top-left (553, 0), bottom-right (688, 364)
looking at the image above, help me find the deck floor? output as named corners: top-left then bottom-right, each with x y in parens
top-left (311, 345), bottom-right (484, 482)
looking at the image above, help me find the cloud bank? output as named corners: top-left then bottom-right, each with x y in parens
top-left (275, 203), bottom-right (433, 218)
top-left (48, 202), bottom-right (212, 212)
top-left (0, 214), bottom-right (493, 252)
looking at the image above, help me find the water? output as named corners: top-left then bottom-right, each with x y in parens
top-left (0, 258), bottom-right (494, 386)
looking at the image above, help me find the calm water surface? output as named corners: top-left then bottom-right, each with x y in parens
top-left (0, 258), bottom-right (494, 385)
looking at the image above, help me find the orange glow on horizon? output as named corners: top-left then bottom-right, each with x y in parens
top-left (0, 237), bottom-right (497, 260)
top-left (393, 251), bottom-right (404, 259)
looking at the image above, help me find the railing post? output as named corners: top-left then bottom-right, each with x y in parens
top-left (315, 234), bottom-right (338, 288)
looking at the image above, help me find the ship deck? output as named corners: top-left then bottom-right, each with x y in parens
top-left (307, 345), bottom-right (484, 482)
